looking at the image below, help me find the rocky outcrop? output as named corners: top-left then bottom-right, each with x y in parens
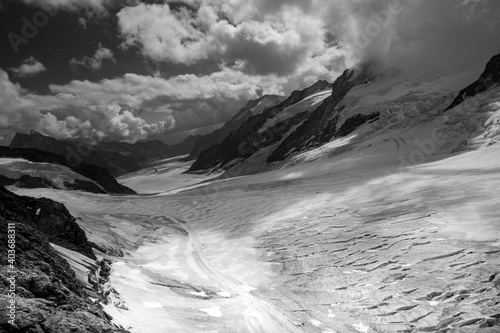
top-left (268, 63), bottom-right (375, 162)
top-left (335, 112), bottom-right (380, 137)
top-left (0, 146), bottom-right (135, 194)
top-left (87, 259), bottom-right (128, 311)
top-left (0, 187), bottom-right (95, 259)
top-left (446, 53), bottom-right (500, 111)
top-left (188, 81), bottom-right (331, 172)
top-left (0, 187), bottom-right (128, 332)
top-left (268, 112), bottom-right (380, 163)
top-left (0, 174), bottom-right (106, 194)
top-left (187, 95), bottom-right (282, 160)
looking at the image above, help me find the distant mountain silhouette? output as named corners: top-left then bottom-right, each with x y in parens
top-left (9, 131), bottom-right (195, 176)
top-left (0, 145), bottom-right (135, 194)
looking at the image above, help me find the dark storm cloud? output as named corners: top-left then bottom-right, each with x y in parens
top-left (325, 0), bottom-right (500, 74)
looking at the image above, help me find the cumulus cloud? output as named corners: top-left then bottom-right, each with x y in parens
top-left (116, 1), bottom-right (348, 78)
top-left (0, 65), bottom-right (285, 143)
top-left (9, 57), bottom-right (47, 78)
top-left (51, 66), bottom-right (284, 106)
top-left (0, 68), bottom-right (174, 144)
top-left (117, 0), bottom-right (500, 78)
top-left (48, 66), bottom-right (286, 134)
top-left (70, 44), bottom-right (115, 71)
top-left (117, 3), bottom-right (215, 65)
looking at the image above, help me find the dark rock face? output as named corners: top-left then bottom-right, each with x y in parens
top-left (9, 131), bottom-right (122, 173)
top-left (0, 174), bottom-right (106, 194)
top-left (187, 95), bottom-right (282, 160)
top-left (188, 81), bottom-right (331, 172)
top-left (239, 111), bottom-right (311, 159)
top-left (268, 112), bottom-right (380, 163)
top-left (188, 144), bottom-right (221, 173)
top-left (445, 53), bottom-right (500, 111)
top-left (0, 187), bottom-right (95, 259)
top-left (335, 112), bottom-right (380, 138)
top-left (267, 63), bottom-right (375, 162)
top-left (0, 187), bottom-right (127, 332)
top-left (0, 146), bottom-right (135, 195)
top-left (166, 134), bottom-right (203, 158)
top-left (96, 139), bottom-right (194, 166)
top-left (0, 175), bottom-right (54, 190)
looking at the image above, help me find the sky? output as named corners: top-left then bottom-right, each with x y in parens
top-left (0, 0), bottom-right (499, 145)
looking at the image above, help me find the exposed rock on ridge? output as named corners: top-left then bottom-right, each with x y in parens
top-left (269, 63), bottom-right (376, 162)
top-left (0, 187), bottom-right (128, 332)
top-left (446, 53), bottom-right (500, 111)
top-left (187, 95), bottom-right (283, 160)
top-left (188, 80), bottom-right (331, 172)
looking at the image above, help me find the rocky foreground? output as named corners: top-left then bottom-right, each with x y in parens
top-left (0, 187), bottom-right (128, 333)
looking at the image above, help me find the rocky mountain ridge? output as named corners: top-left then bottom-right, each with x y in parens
top-left (188, 80), bottom-right (332, 172)
top-left (187, 94), bottom-right (283, 160)
top-left (188, 53), bottom-right (500, 176)
top-left (0, 187), bottom-right (128, 332)
top-left (446, 54), bottom-right (500, 111)
top-left (269, 63), bottom-right (378, 162)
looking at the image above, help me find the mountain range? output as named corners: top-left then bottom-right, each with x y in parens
top-left (8, 131), bottom-right (196, 176)
top-left (186, 53), bottom-right (500, 176)
top-left (3, 52), bottom-right (500, 193)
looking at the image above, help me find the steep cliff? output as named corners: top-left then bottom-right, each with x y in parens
top-left (0, 187), bottom-right (128, 332)
top-left (446, 53), bottom-right (500, 111)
